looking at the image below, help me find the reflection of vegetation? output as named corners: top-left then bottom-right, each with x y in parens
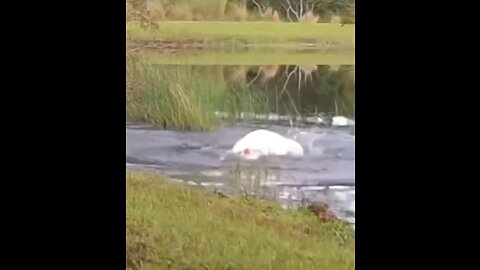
top-left (245, 64), bottom-right (355, 117)
top-left (138, 50), bottom-right (355, 65)
top-left (127, 172), bottom-right (355, 270)
top-left (127, 51), bottom-right (354, 129)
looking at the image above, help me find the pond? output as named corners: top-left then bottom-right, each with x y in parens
top-left (126, 49), bottom-right (355, 227)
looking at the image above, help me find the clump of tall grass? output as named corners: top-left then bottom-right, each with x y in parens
top-left (126, 58), bottom-right (218, 130)
top-left (126, 57), bottom-right (272, 130)
top-left (223, 82), bottom-right (271, 119)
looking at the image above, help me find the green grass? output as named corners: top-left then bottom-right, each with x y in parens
top-left (127, 21), bottom-right (354, 43)
top-left (137, 50), bottom-right (355, 65)
top-left (126, 172), bottom-right (355, 270)
top-left (127, 59), bottom-right (219, 130)
top-left (126, 57), bottom-right (271, 130)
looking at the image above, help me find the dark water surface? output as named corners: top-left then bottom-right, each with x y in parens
top-left (127, 59), bottom-right (355, 227)
top-left (127, 121), bottom-right (355, 226)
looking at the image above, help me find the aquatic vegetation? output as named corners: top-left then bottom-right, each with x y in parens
top-left (127, 58), bottom-right (218, 130)
top-left (126, 55), bottom-right (273, 130)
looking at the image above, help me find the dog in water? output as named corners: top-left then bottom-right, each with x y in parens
top-left (227, 129), bottom-right (304, 160)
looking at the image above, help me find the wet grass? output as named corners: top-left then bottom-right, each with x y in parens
top-left (127, 21), bottom-right (354, 43)
top-left (137, 50), bottom-right (355, 66)
top-left (126, 172), bottom-right (355, 270)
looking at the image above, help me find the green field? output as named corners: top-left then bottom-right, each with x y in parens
top-left (127, 21), bottom-right (354, 42)
top-left (138, 50), bottom-right (355, 65)
top-left (127, 172), bottom-right (355, 270)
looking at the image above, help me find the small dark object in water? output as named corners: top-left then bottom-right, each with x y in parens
top-left (307, 202), bottom-right (338, 221)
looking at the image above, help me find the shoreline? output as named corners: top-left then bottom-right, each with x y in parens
top-left (127, 21), bottom-right (355, 51)
top-left (127, 171), bottom-right (355, 269)
top-left (127, 38), bottom-right (355, 52)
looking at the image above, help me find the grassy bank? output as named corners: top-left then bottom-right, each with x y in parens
top-left (127, 172), bottom-right (355, 270)
top-left (127, 21), bottom-right (354, 44)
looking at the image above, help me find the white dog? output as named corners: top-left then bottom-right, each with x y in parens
top-left (229, 129), bottom-right (304, 160)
